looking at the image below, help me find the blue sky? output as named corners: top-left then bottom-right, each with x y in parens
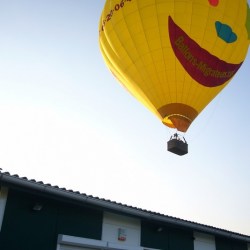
top-left (0, 0), bottom-right (249, 235)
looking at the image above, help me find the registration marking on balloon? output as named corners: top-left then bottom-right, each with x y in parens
top-left (168, 16), bottom-right (243, 88)
top-left (100, 0), bottom-right (132, 33)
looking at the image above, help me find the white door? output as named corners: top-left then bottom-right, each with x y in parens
top-left (194, 232), bottom-right (216, 250)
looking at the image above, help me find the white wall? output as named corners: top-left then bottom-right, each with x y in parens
top-left (193, 232), bottom-right (216, 250)
top-left (57, 212), bottom-right (142, 250)
top-left (57, 234), bottom-right (144, 250)
top-left (102, 212), bottom-right (141, 247)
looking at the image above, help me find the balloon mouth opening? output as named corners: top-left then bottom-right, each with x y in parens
top-left (162, 115), bottom-right (191, 133)
top-left (158, 103), bottom-right (198, 132)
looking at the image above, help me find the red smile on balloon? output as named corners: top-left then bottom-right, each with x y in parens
top-left (168, 16), bottom-right (242, 87)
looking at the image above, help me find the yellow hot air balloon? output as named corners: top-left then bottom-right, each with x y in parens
top-left (99, 0), bottom-right (250, 154)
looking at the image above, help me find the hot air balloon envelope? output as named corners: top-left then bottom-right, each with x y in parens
top-left (99, 0), bottom-right (250, 132)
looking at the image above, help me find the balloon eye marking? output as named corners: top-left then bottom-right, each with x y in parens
top-left (215, 21), bottom-right (237, 43)
top-left (208, 0), bottom-right (219, 6)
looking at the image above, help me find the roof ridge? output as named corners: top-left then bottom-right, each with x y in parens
top-left (0, 169), bottom-right (249, 241)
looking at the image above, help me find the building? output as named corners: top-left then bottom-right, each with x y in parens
top-left (0, 170), bottom-right (249, 250)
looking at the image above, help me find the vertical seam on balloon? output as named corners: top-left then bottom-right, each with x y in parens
top-left (228, 1), bottom-right (244, 62)
top-left (136, 2), bottom-right (154, 97)
top-left (182, 1), bottom-right (194, 111)
top-left (208, 1), bottom-right (227, 61)
top-left (155, 1), bottom-right (172, 106)
top-left (100, 1), bottom-right (139, 97)
top-left (188, 2), bottom-right (213, 112)
top-left (137, 2), bottom-right (164, 107)
top-left (121, 1), bottom-right (157, 109)
top-left (188, 2), bottom-right (208, 111)
top-left (117, 0), bottom-right (159, 113)
top-left (191, 2), bottom-right (229, 115)
top-left (194, 2), bottom-right (213, 110)
top-left (173, 0), bottom-right (177, 104)
top-left (187, 2), bottom-right (203, 109)
top-left (99, 11), bottom-right (118, 75)
top-left (152, 0), bottom-right (166, 106)
top-left (153, 0), bottom-right (165, 106)
top-left (192, 2), bottom-right (237, 113)
top-left (217, 2), bottom-right (237, 61)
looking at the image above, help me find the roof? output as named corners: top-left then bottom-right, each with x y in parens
top-left (0, 170), bottom-right (249, 243)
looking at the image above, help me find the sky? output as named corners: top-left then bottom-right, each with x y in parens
top-left (0, 0), bottom-right (250, 236)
